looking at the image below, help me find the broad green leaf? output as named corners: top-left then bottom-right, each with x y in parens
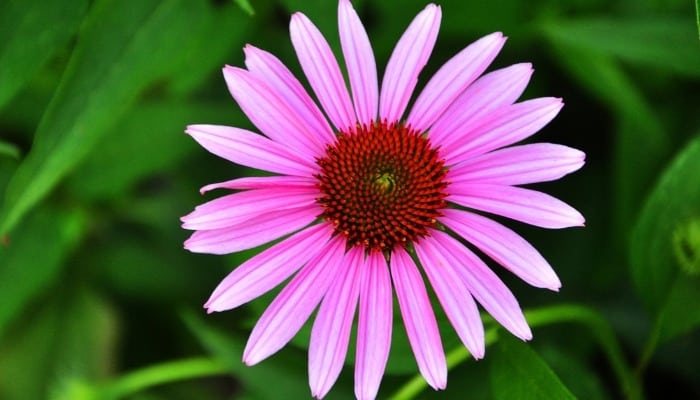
top-left (540, 17), bottom-right (700, 77)
top-left (630, 135), bottom-right (700, 340)
top-left (167, 1), bottom-right (253, 96)
top-left (0, 0), bottom-right (207, 235)
top-left (656, 271), bottom-right (700, 341)
top-left (0, 289), bottom-right (116, 400)
top-left (539, 345), bottom-right (611, 400)
top-left (0, 206), bottom-right (85, 337)
top-left (524, 304), bottom-right (640, 400)
top-left (182, 310), bottom-right (352, 400)
top-left (67, 101), bottom-right (239, 200)
top-left (490, 335), bottom-right (576, 400)
top-left (0, 0), bottom-right (89, 109)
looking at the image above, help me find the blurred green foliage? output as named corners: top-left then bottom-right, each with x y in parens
top-left (1, 0), bottom-right (699, 399)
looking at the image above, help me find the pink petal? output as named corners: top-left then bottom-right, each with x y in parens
top-left (431, 230), bottom-right (532, 340)
top-left (355, 251), bottom-right (392, 400)
top-left (186, 124), bottom-right (315, 177)
top-left (243, 236), bottom-right (346, 365)
top-left (415, 236), bottom-right (485, 359)
top-left (440, 208), bottom-right (561, 290)
top-left (309, 246), bottom-right (363, 399)
top-left (429, 63), bottom-right (533, 149)
top-left (204, 223), bottom-right (333, 312)
top-left (338, 0), bottom-right (378, 125)
top-left (181, 187), bottom-right (319, 230)
top-left (379, 4), bottom-right (441, 122)
top-left (443, 97), bottom-right (564, 164)
top-left (290, 12), bottom-right (356, 132)
top-left (407, 32), bottom-right (506, 132)
top-left (244, 45), bottom-right (335, 147)
top-left (199, 176), bottom-right (317, 194)
top-left (447, 183), bottom-right (585, 229)
top-left (223, 66), bottom-right (325, 158)
top-left (390, 248), bottom-right (447, 389)
top-left (448, 143), bottom-right (585, 186)
top-left (184, 205), bottom-right (320, 254)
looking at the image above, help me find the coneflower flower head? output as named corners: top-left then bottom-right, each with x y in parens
top-left (182, 1), bottom-right (585, 398)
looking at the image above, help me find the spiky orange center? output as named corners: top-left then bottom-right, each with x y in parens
top-left (316, 121), bottom-right (449, 252)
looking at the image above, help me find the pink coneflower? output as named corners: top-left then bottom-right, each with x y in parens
top-left (182, 1), bottom-right (584, 398)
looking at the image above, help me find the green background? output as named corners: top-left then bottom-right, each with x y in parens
top-left (1, 0), bottom-right (699, 398)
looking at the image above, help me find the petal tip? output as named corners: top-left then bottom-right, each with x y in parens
top-left (518, 327), bottom-right (534, 341)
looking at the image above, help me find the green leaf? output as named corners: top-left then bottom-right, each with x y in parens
top-left (656, 271), bottom-right (700, 341)
top-left (0, 0), bottom-right (89, 110)
top-left (67, 101), bottom-right (238, 200)
top-left (0, 141), bottom-right (20, 160)
top-left (490, 335), bottom-right (576, 400)
top-left (0, 0), bottom-right (207, 235)
top-left (541, 31), bottom-right (669, 235)
top-left (524, 305), bottom-right (640, 400)
top-left (696, 0), bottom-right (700, 39)
top-left (539, 346), bottom-right (612, 400)
top-left (630, 135), bottom-right (700, 340)
top-left (166, 1), bottom-right (253, 96)
top-left (540, 17), bottom-right (700, 77)
top-left (233, 0), bottom-right (255, 16)
top-left (0, 205), bottom-right (85, 338)
top-left (672, 218), bottom-right (700, 276)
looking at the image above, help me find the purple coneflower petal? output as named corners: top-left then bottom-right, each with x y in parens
top-left (182, 187), bottom-right (318, 230)
top-left (443, 97), bottom-right (563, 164)
top-left (290, 12), bottom-right (356, 132)
top-left (309, 246), bottom-right (363, 399)
top-left (338, 0), bottom-right (378, 126)
top-left (244, 45), bottom-right (335, 147)
top-left (379, 4), bottom-right (441, 122)
top-left (440, 209), bottom-right (561, 290)
top-left (199, 176), bottom-right (317, 194)
top-left (448, 183), bottom-right (585, 229)
top-left (185, 124), bottom-right (315, 177)
top-left (184, 206), bottom-right (320, 254)
top-left (407, 32), bottom-right (505, 132)
top-left (429, 63), bottom-right (533, 149)
top-left (431, 230), bottom-right (532, 341)
top-left (205, 224), bottom-right (333, 312)
top-left (390, 248), bottom-right (447, 389)
top-left (223, 66), bottom-right (324, 157)
top-left (448, 143), bottom-right (586, 186)
top-left (355, 251), bottom-right (392, 400)
top-left (415, 236), bottom-right (485, 359)
top-left (243, 236), bottom-right (346, 365)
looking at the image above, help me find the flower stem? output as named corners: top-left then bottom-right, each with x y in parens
top-left (389, 329), bottom-right (498, 400)
top-left (99, 357), bottom-right (229, 399)
top-left (634, 316), bottom-right (661, 377)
